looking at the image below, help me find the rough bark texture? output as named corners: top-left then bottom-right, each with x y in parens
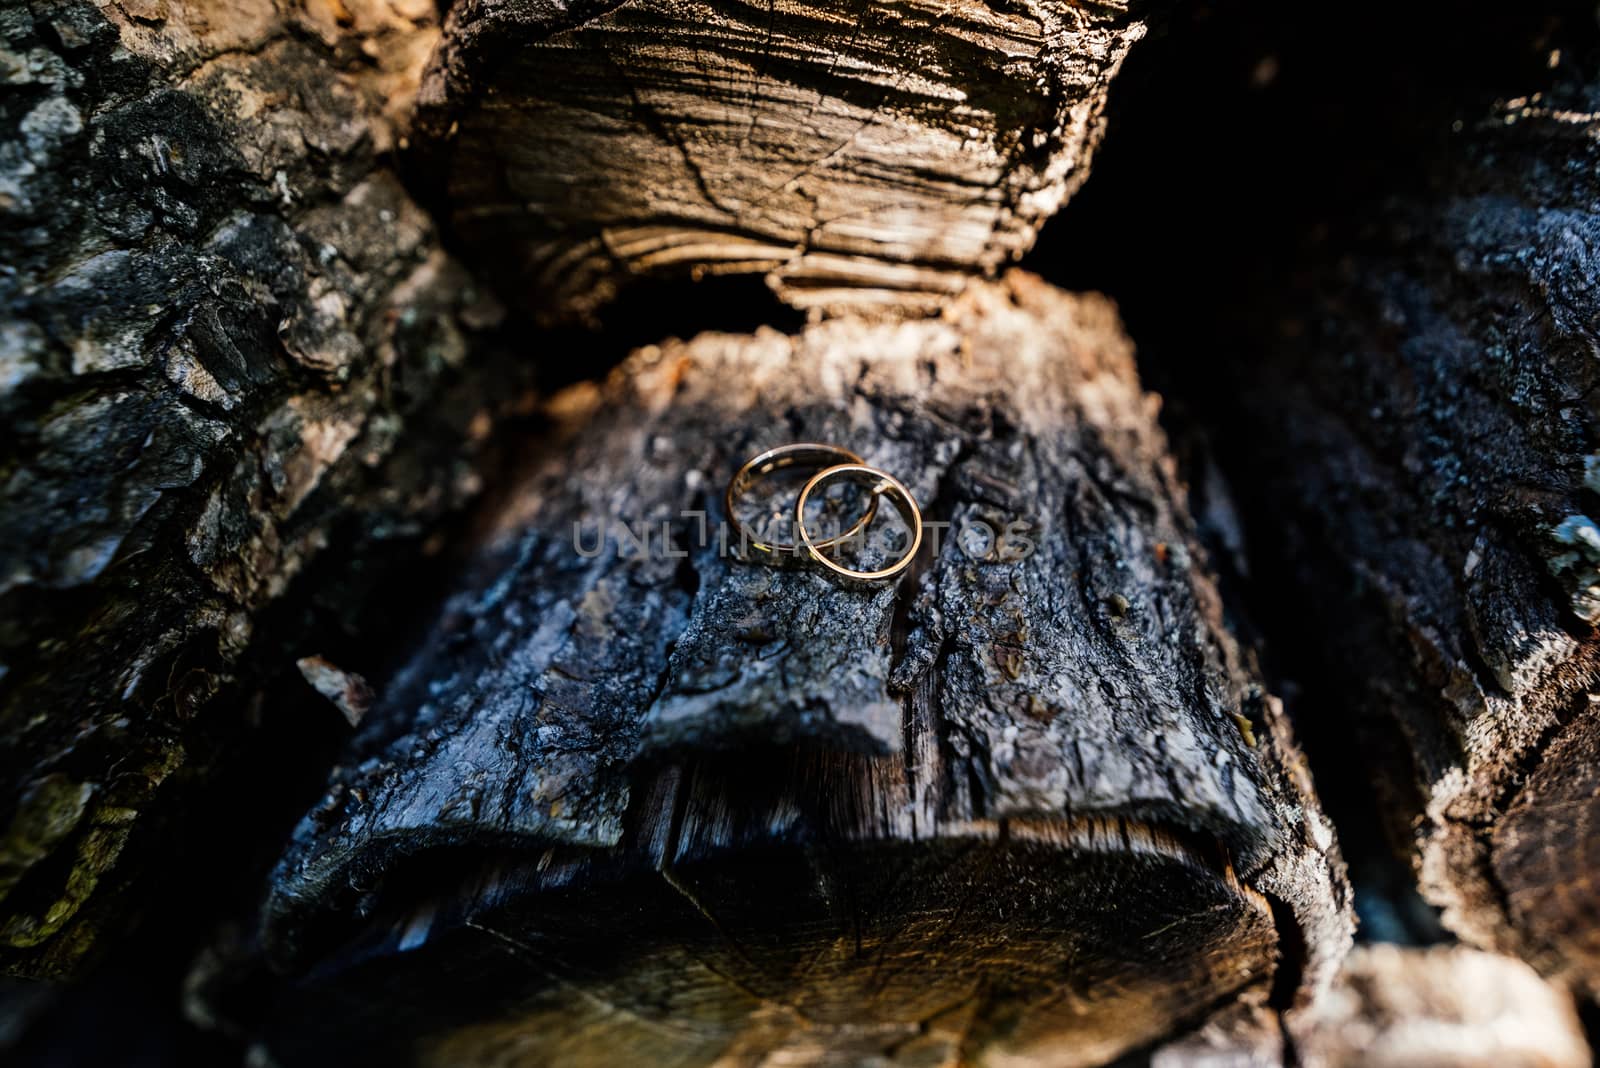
top-left (1153, 945), bottom-right (1591, 1068)
top-left (228, 273), bottom-right (1350, 1066)
top-left (413, 0), bottom-right (1153, 321)
top-left (0, 0), bottom-right (520, 978)
top-left (1220, 61), bottom-right (1600, 996)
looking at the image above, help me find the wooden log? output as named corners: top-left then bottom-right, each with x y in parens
top-left (411, 0), bottom-right (1156, 321)
top-left (1293, 946), bottom-right (1591, 1068)
top-left (239, 273), bottom-right (1351, 1066)
top-left (1209, 51), bottom-right (1600, 995)
top-left (0, 0), bottom-right (520, 978)
top-left (1153, 945), bottom-right (1591, 1068)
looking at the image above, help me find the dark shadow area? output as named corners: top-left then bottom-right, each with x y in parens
top-left (1036, 1), bottom-right (1584, 318)
top-left (1024, 0), bottom-right (1597, 943)
top-left (531, 273), bottom-right (809, 390)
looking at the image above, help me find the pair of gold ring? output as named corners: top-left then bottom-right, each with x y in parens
top-left (725, 444), bottom-right (923, 581)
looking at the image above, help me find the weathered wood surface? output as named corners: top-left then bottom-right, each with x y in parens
top-left (237, 273), bottom-right (1350, 1066)
top-left (413, 0), bottom-right (1154, 321)
top-left (1294, 945), bottom-right (1592, 1068)
top-left (1215, 56), bottom-right (1600, 995)
top-left (0, 0), bottom-right (518, 978)
top-left (1153, 945), bottom-right (1591, 1068)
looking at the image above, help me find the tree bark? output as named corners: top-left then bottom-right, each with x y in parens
top-left (17, 0), bottom-right (1600, 1061)
top-left (1215, 58), bottom-right (1600, 996)
top-left (0, 0), bottom-right (520, 978)
top-left (230, 273), bottom-right (1351, 1066)
top-left (412, 0), bottom-right (1155, 321)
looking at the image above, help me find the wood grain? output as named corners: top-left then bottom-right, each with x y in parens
top-left (415, 0), bottom-right (1151, 320)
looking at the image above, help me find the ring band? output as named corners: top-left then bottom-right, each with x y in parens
top-left (795, 464), bottom-right (923, 581)
top-left (726, 443), bottom-right (880, 557)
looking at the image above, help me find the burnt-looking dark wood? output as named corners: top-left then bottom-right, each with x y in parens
top-left (247, 275), bottom-right (1350, 1065)
top-left (0, 0), bottom-right (517, 978)
top-left (1214, 61), bottom-right (1600, 996)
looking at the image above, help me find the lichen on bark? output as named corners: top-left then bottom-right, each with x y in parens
top-left (0, 0), bottom-right (514, 977)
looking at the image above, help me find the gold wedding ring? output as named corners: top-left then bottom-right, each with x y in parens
top-left (725, 443), bottom-right (879, 557)
top-left (796, 464), bottom-right (923, 581)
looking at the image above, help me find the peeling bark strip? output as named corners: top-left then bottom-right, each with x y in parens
top-left (249, 275), bottom-right (1350, 1065)
top-left (1227, 66), bottom-right (1600, 995)
top-left (415, 0), bottom-right (1150, 320)
top-left (0, 0), bottom-right (517, 978)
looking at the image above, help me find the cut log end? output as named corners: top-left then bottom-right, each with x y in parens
top-left (1492, 698), bottom-right (1600, 996)
top-left (417, 0), bottom-right (1150, 321)
top-left (264, 758), bottom-right (1280, 1068)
